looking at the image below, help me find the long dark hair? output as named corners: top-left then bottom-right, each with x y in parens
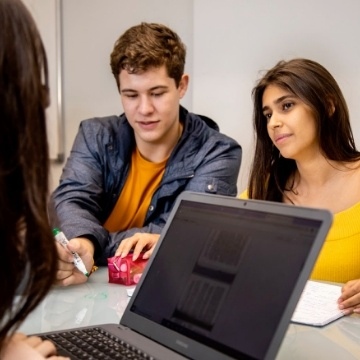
top-left (248, 58), bottom-right (360, 201)
top-left (0, 0), bottom-right (57, 347)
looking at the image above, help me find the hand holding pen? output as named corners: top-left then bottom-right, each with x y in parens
top-left (53, 229), bottom-right (95, 286)
top-left (53, 228), bottom-right (89, 277)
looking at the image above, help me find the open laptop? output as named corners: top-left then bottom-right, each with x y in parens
top-left (39, 191), bottom-right (332, 360)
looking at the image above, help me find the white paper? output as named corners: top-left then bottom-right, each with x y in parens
top-left (291, 280), bottom-right (346, 327)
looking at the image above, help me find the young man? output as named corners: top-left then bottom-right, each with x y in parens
top-left (53, 22), bottom-right (241, 285)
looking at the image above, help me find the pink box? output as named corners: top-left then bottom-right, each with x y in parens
top-left (107, 254), bottom-right (148, 286)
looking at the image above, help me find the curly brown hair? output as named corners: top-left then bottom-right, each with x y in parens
top-left (110, 22), bottom-right (186, 89)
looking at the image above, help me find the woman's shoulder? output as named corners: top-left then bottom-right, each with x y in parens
top-left (335, 200), bottom-right (360, 217)
top-left (327, 201), bottom-right (360, 241)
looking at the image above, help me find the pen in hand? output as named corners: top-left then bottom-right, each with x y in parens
top-left (52, 228), bottom-right (89, 277)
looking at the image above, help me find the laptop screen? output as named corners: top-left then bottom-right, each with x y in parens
top-left (126, 196), bottom-right (328, 359)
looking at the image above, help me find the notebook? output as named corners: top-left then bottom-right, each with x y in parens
top-left (291, 280), bottom-right (345, 326)
top-left (38, 191), bottom-right (332, 360)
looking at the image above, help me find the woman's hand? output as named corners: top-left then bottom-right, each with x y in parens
top-left (3, 332), bottom-right (70, 359)
top-left (338, 279), bottom-right (360, 314)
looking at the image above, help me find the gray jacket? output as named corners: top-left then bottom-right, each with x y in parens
top-left (51, 107), bottom-right (242, 264)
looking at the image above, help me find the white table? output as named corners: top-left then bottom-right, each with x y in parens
top-left (20, 268), bottom-right (360, 359)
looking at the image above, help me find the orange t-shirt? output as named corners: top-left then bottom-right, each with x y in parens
top-left (104, 147), bottom-right (167, 232)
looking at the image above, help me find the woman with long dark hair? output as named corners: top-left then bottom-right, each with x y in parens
top-left (0, 0), bottom-right (68, 358)
top-left (244, 58), bottom-right (360, 314)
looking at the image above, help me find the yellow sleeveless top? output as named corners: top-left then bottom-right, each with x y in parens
top-left (103, 148), bottom-right (167, 232)
top-left (239, 190), bottom-right (360, 282)
top-left (310, 202), bottom-right (360, 282)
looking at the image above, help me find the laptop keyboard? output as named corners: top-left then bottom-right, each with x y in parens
top-left (41, 327), bottom-right (156, 360)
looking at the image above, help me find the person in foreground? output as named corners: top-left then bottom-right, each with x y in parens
top-left (241, 58), bottom-right (360, 313)
top-left (0, 0), bottom-right (69, 358)
top-left (52, 22), bottom-right (242, 286)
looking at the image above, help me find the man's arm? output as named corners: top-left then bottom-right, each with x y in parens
top-left (180, 134), bottom-right (242, 196)
top-left (51, 118), bottom-right (123, 262)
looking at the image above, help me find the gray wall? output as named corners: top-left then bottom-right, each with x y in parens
top-left (50, 0), bottom-right (360, 194)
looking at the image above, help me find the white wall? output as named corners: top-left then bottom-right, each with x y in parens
top-left (23, 0), bottom-right (62, 161)
top-left (193, 0), bottom-right (360, 193)
top-left (50, 0), bottom-right (360, 194)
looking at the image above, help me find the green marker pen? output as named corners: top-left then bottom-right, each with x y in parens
top-left (53, 228), bottom-right (89, 277)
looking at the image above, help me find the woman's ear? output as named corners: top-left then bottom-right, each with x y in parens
top-left (327, 97), bottom-right (336, 116)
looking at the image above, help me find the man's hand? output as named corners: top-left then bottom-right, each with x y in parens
top-left (3, 332), bottom-right (70, 359)
top-left (115, 233), bottom-right (160, 260)
top-left (56, 237), bottom-right (94, 286)
top-left (338, 279), bottom-right (360, 314)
